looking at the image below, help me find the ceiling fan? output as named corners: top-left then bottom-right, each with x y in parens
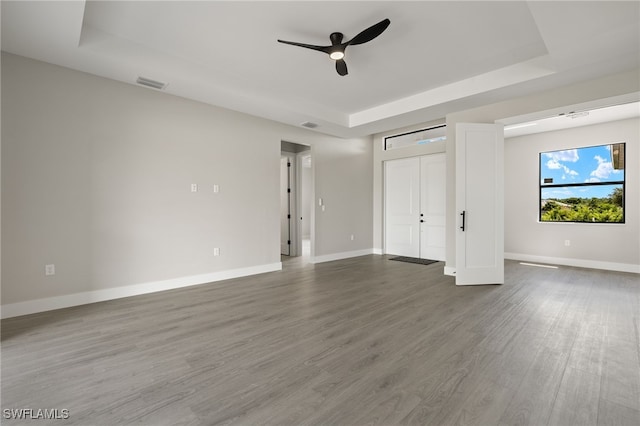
top-left (277, 18), bottom-right (391, 76)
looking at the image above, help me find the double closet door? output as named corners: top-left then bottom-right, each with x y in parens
top-left (384, 154), bottom-right (446, 261)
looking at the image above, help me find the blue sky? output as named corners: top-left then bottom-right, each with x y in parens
top-left (540, 144), bottom-right (624, 199)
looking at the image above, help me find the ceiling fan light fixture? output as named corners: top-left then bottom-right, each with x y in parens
top-left (277, 18), bottom-right (390, 76)
top-left (329, 51), bottom-right (345, 60)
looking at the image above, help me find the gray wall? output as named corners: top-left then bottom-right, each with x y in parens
top-left (1, 53), bottom-right (373, 306)
top-left (505, 118), bottom-right (639, 267)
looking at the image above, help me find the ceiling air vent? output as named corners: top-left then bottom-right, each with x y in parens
top-left (562, 111), bottom-right (589, 119)
top-left (300, 121), bottom-right (318, 129)
top-left (136, 76), bottom-right (167, 90)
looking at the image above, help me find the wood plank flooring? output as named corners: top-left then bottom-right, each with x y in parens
top-left (1, 256), bottom-right (639, 425)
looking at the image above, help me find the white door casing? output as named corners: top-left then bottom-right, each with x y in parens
top-left (455, 123), bottom-right (504, 285)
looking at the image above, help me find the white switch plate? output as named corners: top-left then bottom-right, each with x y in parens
top-left (191, 183), bottom-right (198, 192)
top-left (213, 184), bottom-right (219, 193)
top-left (318, 198), bottom-right (323, 206)
top-left (350, 234), bottom-right (355, 241)
top-left (45, 264), bottom-right (55, 276)
top-left (321, 205), bottom-right (325, 212)
top-left (564, 240), bottom-right (571, 246)
top-left (213, 247), bottom-right (220, 256)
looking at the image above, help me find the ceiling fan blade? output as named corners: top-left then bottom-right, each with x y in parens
top-left (336, 59), bottom-right (348, 76)
top-left (277, 39), bottom-right (330, 54)
top-left (347, 18), bottom-right (391, 46)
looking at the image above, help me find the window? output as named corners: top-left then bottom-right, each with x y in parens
top-left (540, 143), bottom-right (625, 223)
top-left (384, 125), bottom-right (446, 150)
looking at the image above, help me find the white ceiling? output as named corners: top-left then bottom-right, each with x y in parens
top-left (2, 1), bottom-right (639, 138)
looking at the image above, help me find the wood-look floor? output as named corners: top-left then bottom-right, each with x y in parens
top-left (2, 256), bottom-right (639, 425)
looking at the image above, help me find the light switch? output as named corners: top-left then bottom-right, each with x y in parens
top-left (191, 183), bottom-right (198, 192)
top-left (45, 264), bottom-right (55, 276)
top-left (318, 198), bottom-right (323, 206)
top-left (213, 184), bottom-right (219, 193)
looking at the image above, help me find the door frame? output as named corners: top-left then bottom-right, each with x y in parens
top-left (280, 142), bottom-right (314, 260)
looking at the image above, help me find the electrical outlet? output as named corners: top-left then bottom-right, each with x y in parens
top-left (564, 240), bottom-right (571, 246)
top-left (213, 247), bottom-right (220, 256)
top-left (350, 234), bottom-right (355, 241)
top-left (45, 264), bottom-right (55, 276)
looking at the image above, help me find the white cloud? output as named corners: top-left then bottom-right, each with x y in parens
top-left (585, 177), bottom-right (600, 183)
top-left (590, 155), bottom-right (620, 179)
top-left (545, 149), bottom-right (579, 162)
top-left (545, 158), bottom-right (579, 178)
top-left (546, 159), bottom-right (562, 169)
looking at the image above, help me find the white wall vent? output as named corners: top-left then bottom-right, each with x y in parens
top-left (136, 76), bottom-right (167, 90)
top-left (300, 121), bottom-right (318, 129)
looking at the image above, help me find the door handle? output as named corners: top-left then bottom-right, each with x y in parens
top-left (460, 211), bottom-right (466, 231)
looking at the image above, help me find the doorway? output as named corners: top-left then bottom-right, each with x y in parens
top-left (280, 154), bottom-right (293, 256)
top-left (384, 153), bottom-right (446, 261)
top-left (280, 141), bottom-right (312, 260)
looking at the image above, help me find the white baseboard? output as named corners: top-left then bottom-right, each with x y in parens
top-left (505, 252), bottom-right (640, 274)
top-left (444, 266), bottom-right (456, 276)
top-left (372, 248), bottom-right (383, 255)
top-left (1, 262), bottom-right (282, 319)
top-left (310, 249), bottom-right (374, 264)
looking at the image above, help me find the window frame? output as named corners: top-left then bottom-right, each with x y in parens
top-left (384, 124), bottom-right (446, 151)
top-left (538, 143), bottom-right (626, 224)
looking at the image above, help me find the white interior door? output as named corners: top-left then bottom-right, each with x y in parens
top-left (420, 154), bottom-right (446, 261)
top-left (385, 157), bottom-right (420, 257)
top-left (455, 123), bottom-right (504, 285)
